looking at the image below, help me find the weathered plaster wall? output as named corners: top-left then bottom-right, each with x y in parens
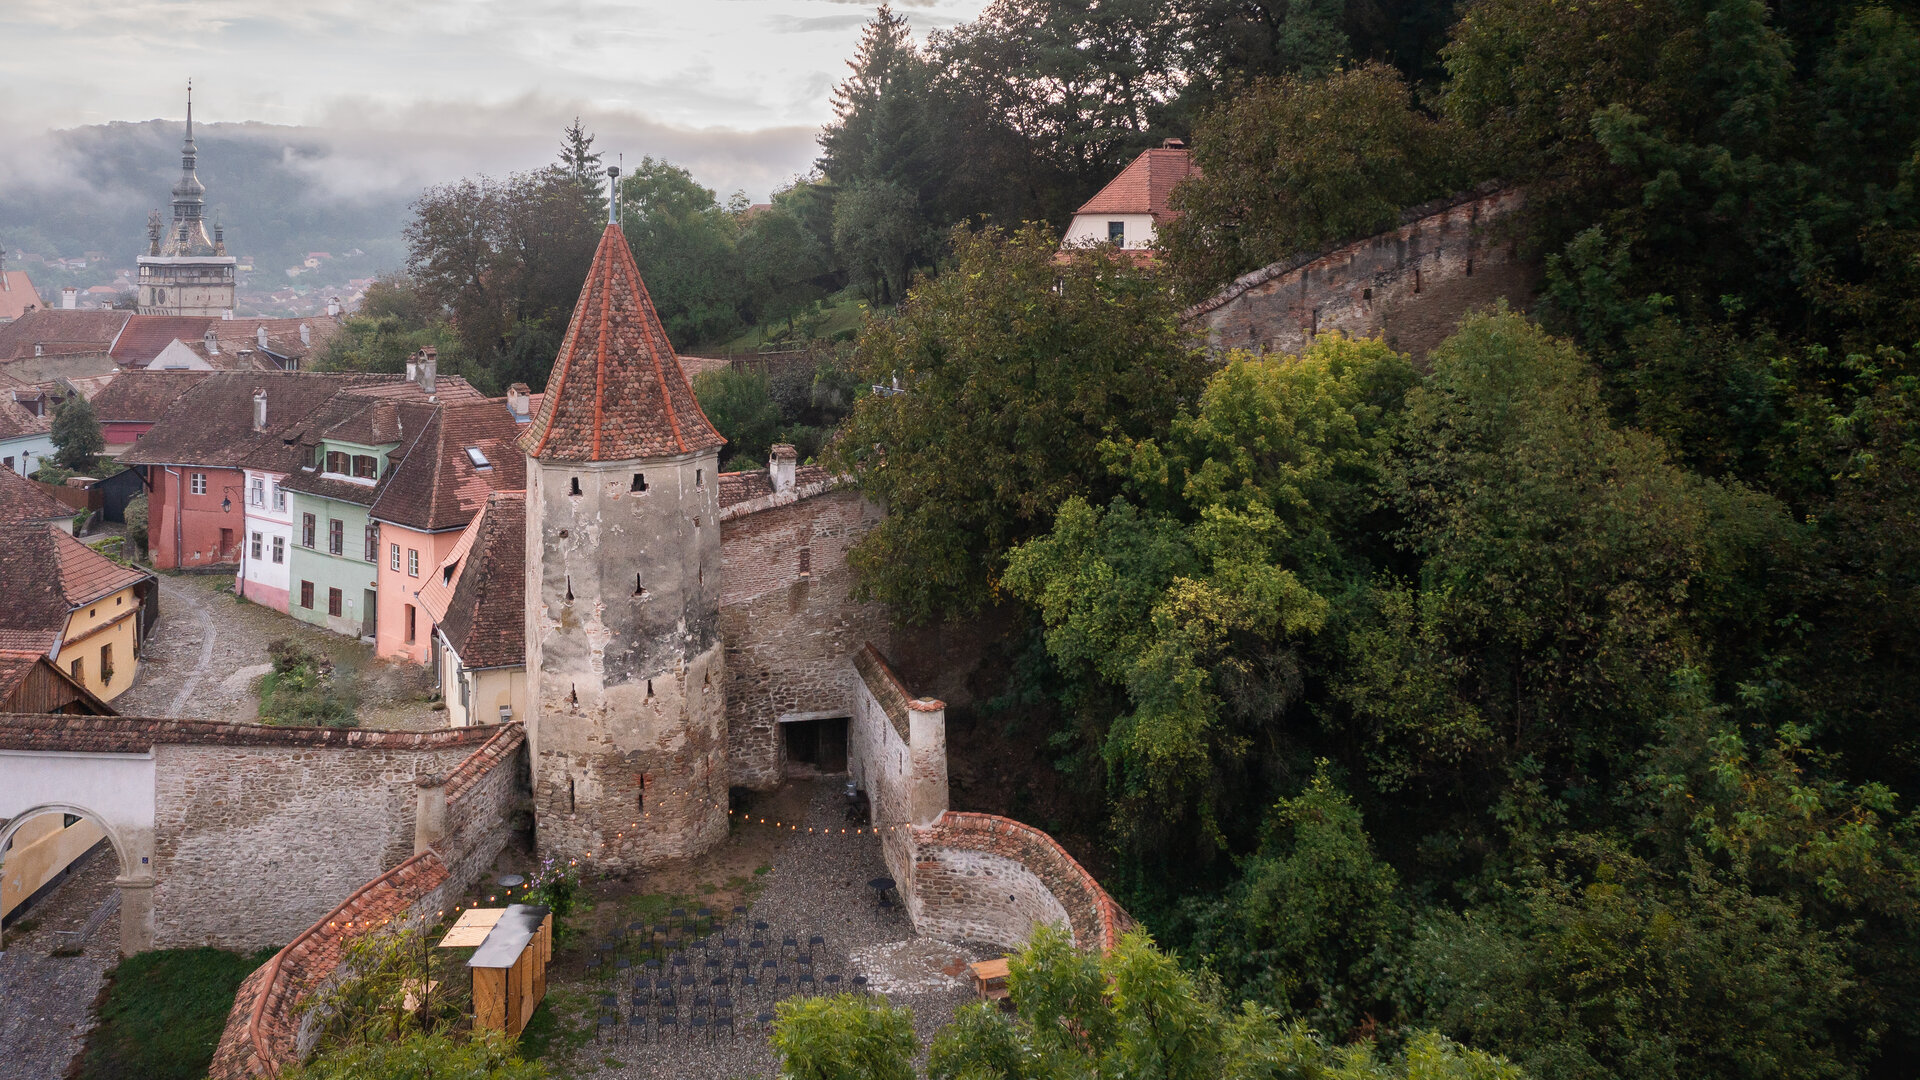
top-left (1189, 187), bottom-right (1533, 362)
top-left (525, 450), bottom-right (729, 871)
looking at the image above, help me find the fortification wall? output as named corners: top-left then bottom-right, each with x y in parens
top-left (910, 812), bottom-right (1130, 952)
top-left (150, 739), bottom-right (477, 949)
top-left (720, 489), bottom-right (891, 789)
top-left (210, 724), bottom-right (528, 1079)
top-left (1188, 187), bottom-right (1533, 362)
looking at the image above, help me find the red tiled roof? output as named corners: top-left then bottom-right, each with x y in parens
top-left (0, 649), bottom-right (113, 715)
top-left (0, 629), bottom-right (59, 654)
top-left (1073, 146), bottom-right (1196, 221)
top-left (520, 224), bottom-right (724, 462)
top-left (0, 467), bottom-right (70, 524)
top-left (0, 310), bottom-right (130, 362)
top-left (0, 523), bottom-right (148, 635)
top-left (0, 391), bottom-right (51, 440)
top-left (716, 463), bottom-right (831, 509)
top-left (371, 399), bottom-right (528, 532)
top-left (119, 372), bottom-right (409, 470)
top-left (110, 316), bottom-right (214, 367)
top-left (0, 271), bottom-right (43, 322)
top-left (89, 371), bottom-right (211, 423)
top-left (435, 492), bottom-right (525, 669)
top-left (53, 527), bottom-right (148, 607)
top-left (208, 317), bottom-right (343, 367)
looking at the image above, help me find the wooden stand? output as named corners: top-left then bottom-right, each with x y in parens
top-left (439, 904), bottom-right (552, 1036)
top-left (969, 957), bottom-right (1011, 1002)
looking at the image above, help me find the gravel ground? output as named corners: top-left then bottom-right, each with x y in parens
top-left (563, 781), bottom-right (984, 1080)
top-left (112, 572), bottom-right (441, 730)
top-left (0, 843), bottom-right (122, 1080)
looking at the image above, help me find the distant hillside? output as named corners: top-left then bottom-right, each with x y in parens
top-left (0, 120), bottom-right (415, 303)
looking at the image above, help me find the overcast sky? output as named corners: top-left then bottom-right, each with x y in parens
top-left (0, 0), bottom-right (989, 200)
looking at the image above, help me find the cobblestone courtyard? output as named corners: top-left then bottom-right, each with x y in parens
top-left (539, 781), bottom-right (987, 1080)
top-left (113, 571), bottom-right (440, 729)
top-left (0, 843), bottom-right (121, 1080)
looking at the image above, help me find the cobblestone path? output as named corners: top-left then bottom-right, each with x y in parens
top-left (0, 844), bottom-right (122, 1080)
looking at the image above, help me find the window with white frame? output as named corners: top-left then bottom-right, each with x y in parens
top-left (190, 472), bottom-right (207, 495)
top-left (272, 482), bottom-right (286, 511)
top-left (407, 549), bottom-right (419, 577)
top-left (272, 536), bottom-right (285, 564)
top-left (390, 543), bottom-right (401, 571)
top-left (248, 477), bottom-right (265, 507)
top-left (251, 532), bottom-right (263, 559)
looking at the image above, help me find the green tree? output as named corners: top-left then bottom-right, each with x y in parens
top-left (1408, 845), bottom-right (1859, 1080)
top-left (51, 392), bottom-right (104, 470)
top-left (1159, 62), bottom-right (1467, 303)
top-left (1188, 763), bottom-right (1404, 1028)
top-left (124, 492), bottom-right (148, 558)
top-left (619, 157), bottom-right (746, 345)
top-left (556, 116), bottom-right (603, 202)
top-left (773, 993), bottom-right (917, 1080)
top-left (831, 223), bottom-right (1210, 623)
top-left (832, 179), bottom-right (924, 305)
top-left (1002, 334), bottom-right (1416, 856)
top-left (693, 367), bottom-right (783, 468)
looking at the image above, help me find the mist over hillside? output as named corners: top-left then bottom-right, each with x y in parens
top-left (0, 120), bottom-right (410, 309)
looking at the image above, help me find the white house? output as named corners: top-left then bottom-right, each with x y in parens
top-left (1060, 139), bottom-right (1196, 258)
top-left (238, 393), bottom-right (297, 611)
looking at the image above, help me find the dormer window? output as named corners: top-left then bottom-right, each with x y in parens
top-left (325, 450), bottom-right (349, 474)
top-left (352, 455), bottom-right (378, 479)
top-left (465, 446), bottom-right (491, 469)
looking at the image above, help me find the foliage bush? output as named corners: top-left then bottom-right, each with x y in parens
top-left (123, 492), bottom-right (149, 557)
top-left (258, 638), bottom-right (358, 728)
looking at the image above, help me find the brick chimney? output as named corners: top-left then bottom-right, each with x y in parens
top-left (769, 442), bottom-right (797, 494)
top-left (506, 382), bottom-right (531, 421)
top-left (326, 296), bottom-right (341, 318)
top-left (256, 325), bottom-right (269, 349)
top-left (253, 390), bottom-right (268, 432)
top-left (298, 323), bottom-right (311, 347)
top-left (203, 327), bottom-right (219, 354)
top-left (61, 286), bottom-right (76, 309)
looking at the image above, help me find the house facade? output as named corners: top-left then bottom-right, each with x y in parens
top-left (368, 391), bottom-right (532, 664)
top-left (238, 467), bottom-right (296, 611)
top-left (0, 523), bottom-right (153, 702)
top-left (284, 436), bottom-right (399, 638)
top-left (1059, 139), bottom-right (1195, 258)
top-left (0, 389), bottom-right (54, 477)
top-left (418, 492), bottom-right (527, 727)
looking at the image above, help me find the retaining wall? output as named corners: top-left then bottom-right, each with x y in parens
top-left (1188, 187), bottom-right (1533, 362)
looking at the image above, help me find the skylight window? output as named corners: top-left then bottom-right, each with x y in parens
top-left (465, 446), bottom-right (491, 469)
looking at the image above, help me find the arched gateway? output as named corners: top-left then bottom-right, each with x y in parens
top-left (0, 748), bottom-right (158, 953)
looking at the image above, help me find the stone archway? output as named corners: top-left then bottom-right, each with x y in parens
top-left (0, 802), bottom-right (153, 954)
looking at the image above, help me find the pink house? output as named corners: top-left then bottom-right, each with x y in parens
top-left (367, 388), bottom-right (535, 664)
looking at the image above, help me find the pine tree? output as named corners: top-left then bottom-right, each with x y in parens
top-left (557, 117), bottom-right (604, 200)
top-left (51, 394), bottom-right (104, 471)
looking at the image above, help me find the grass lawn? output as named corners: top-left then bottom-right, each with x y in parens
top-left (78, 946), bottom-right (277, 1080)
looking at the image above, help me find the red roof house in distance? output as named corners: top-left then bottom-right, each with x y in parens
top-left (1059, 139), bottom-right (1196, 261)
top-left (0, 252), bottom-right (42, 323)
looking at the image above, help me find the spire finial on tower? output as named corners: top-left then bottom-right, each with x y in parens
top-left (606, 165), bottom-right (620, 226)
top-left (186, 79), bottom-right (193, 141)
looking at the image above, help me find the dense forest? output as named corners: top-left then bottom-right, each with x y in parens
top-left (320, 3), bottom-right (1920, 1078)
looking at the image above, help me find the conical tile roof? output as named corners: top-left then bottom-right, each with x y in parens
top-left (521, 224), bottom-right (725, 462)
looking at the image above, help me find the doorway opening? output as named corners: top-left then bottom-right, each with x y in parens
top-left (781, 716), bottom-right (848, 776)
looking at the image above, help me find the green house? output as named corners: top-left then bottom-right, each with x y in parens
top-left (280, 395), bottom-right (433, 638)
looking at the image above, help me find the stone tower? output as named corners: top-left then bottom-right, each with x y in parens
top-left (519, 214), bottom-right (730, 872)
top-left (138, 83), bottom-right (236, 317)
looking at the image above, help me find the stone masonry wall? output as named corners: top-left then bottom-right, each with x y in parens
top-left (911, 812), bottom-right (1131, 953)
top-left (1189, 187), bottom-right (1533, 363)
top-left (150, 740), bottom-right (474, 949)
top-left (720, 488), bottom-right (891, 788)
top-left (210, 726), bottom-right (529, 1079)
top-left (906, 846), bottom-right (1072, 950)
top-left (850, 647), bottom-right (918, 893)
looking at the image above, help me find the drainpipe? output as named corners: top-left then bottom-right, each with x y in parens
top-left (162, 466), bottom-right (183, 570)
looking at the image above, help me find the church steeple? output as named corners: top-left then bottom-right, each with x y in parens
top-left (163, 81), bottom-right (215, 258)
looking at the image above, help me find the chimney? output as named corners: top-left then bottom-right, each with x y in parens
top-left (506, 382), bottom-right (531, 421)
top-left (204, 327), bottom-right (219, 354)
top-left (1162, 137), bottom-right (1188, 149)
top-left (256, 325), bottom-right (269, 349)
top-left (253, 390), bottom-right (268, 432)
top-left (410, 346), bottom-right (437, 394)
top-left (299, 323), bottom-right (311, 347)
top-left (61, 286), bottom-right (76, 309)
top-left (326, 296), bottom-right (341, 318)
top-left (222, 308), bottom-right (233, 320)
top-left (770, 442), bottom-right (797, 495)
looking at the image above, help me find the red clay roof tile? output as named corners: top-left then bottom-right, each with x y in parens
top-left (520, 225), bottom-right (724, 462)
